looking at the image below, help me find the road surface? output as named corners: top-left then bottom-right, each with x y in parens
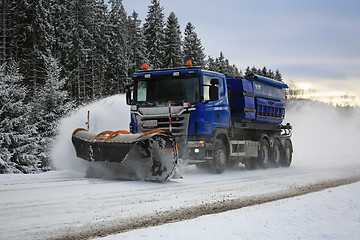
top-left (1, 155), bottom-right (360, 240)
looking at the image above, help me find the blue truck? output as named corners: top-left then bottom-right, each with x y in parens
top-left (126, 62), bottom-right (293, 173)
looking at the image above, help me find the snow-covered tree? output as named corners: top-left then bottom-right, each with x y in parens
top-left (0, 62), bottom-right (38, 173)
top-left (261, 66), bottom-right (268, 77)
top-left (245, 65), bottom-right (283, 81)
top-left (163, 12), bottom-right (182, 68)
top-left (267, 69), bottom-right (275, 79)
top-left (128, 11), bottom-right (146, 72)
top-left (0, 0), bottom-right (16, 64)
top-left (206, 52), bottom-right (239, 76)
top-left (8, 1), bottom-right (55, 93)
top-left (274, 69), bottom-right (283, 81)
top-left (33, 57), bottom-right (70, 170)
top-left (244, 66), bottom-right (251, 75)
top-left (206, 56), bottom-right (216, 71)
top-left (183, 22), bottom-right (205, 67)
top-left (106, 0), bottom-right (131, 94)
top-left (143, 0), bottom-right (165, 69)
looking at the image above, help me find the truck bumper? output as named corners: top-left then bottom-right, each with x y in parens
top-left (179, 140), bottom-right (213, 163)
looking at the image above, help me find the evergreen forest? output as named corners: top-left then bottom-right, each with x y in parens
top-left (0, 0), bottom-right (282, 173)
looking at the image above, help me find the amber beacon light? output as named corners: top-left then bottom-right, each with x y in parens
top-left (186, 60), bottom-right (192, 67)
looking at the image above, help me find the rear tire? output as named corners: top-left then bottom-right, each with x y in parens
top-left (211, 139), bottom-right (227, 174)
top-left (258, 138), bottom-right (271, 169)
top-left (281, 140), bottom-right (292, 167)
top-left (271, 139), bottom-right (281, 168)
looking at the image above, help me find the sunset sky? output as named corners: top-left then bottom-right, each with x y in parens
top-left (123, 0), bottom-right (360, 98)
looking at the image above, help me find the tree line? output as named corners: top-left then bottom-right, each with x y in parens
top-left (0, 0), bottom-right (283, 173)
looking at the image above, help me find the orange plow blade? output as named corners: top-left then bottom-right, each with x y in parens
top-left (72, 129), bottom-right (179, 181)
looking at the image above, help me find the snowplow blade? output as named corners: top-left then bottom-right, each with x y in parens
top-left (71, 129), bottom-right (178, 181)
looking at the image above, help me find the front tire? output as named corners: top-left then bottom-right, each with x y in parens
top-left (211, 139), bottom-right (227, 174)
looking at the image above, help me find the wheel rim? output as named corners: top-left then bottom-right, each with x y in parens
top-left (261, 145), bottom-right (269, 164)
top-left (274, 145), bottom-right (281, 164)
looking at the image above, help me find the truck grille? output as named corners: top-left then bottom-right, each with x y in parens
top-left (136, 114), bottom-right (190, 136)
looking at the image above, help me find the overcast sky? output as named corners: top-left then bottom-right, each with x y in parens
top-left (123, 0), bottom-right (360, 96)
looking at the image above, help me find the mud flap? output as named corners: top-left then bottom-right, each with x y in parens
top-left (72, 129), bottom-right (179, 181)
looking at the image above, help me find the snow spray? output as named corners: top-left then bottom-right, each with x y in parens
top-left (285, 99), bottom-right (360, 164)
top-left (51, 94), bottom-right (130, 175)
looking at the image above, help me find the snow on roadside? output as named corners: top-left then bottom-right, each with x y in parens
top-left (97, 181), bottom-right (360, 240)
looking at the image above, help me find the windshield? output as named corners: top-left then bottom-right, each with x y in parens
top-left (135, 76), bottom-right (200, 106)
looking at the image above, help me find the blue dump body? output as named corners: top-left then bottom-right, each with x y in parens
top-left (227, 74), bottom-right (288, 124)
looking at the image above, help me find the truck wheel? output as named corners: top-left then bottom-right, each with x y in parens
top-left (211, 139), bottom-right (227, 174)
top-left (281, 140), bottom-right (292, 167)
top-left (258, 138), bottom-right (271, 169)
top-left (271, 139), bottom-right (281, 168)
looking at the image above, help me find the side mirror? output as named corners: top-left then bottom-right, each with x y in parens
top-left (210, 78), bottom-right (219, 85)
top-left (209, 78), bottom-right (219, 101)
top-left (209, 85), bottom-right (219, 101)
top-left (125, 85), bottom-right (133, 105)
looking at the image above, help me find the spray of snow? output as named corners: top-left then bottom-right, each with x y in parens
top-left (51, 94), bottom-right (130, 174)
top-left (285, 99), bottom-right (360, 166)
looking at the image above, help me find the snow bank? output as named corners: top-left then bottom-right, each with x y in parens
top-left (97, 181), bottom-right (360, 240)
top-left (51, 94), bottom-right (130, 174)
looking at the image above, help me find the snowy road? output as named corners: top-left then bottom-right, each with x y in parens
top-left (1, 156), bottom-right (360, 240)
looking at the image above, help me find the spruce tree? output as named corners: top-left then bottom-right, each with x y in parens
top-left (183, 22), bottom-right (205, 67)
top-left (163, 12), bottom-right (182, 68)
top-left (7, 1), bottom-right (55, 94)
top-left (0, 64), bottom-right (11, 172)
top-left (143, 0), bottom-right (165, 69)
top-left (0, 62), bottom-right (38, 173)
top-left (251, 66), bottom-right (258, 74)
top-left (244, 66), bottom-right (252, 75)
top-left (34, 57), bottom-right (70, 170)
top-left (91, 0), bottom-right (110, 98)
top-left (268, 69), bottom-right (275, 79)
top-left (215, 52), bottom-right (226, 73)
top-left (128, 11), bottom-right (146, 72)
top-left (274, 69), bottom-right (283, 81)
top-left (107, 0), bottom-right (139, 94)
top-left (206, 56), bottom-right (216, 71)
top-left (0, 0), bottom-right (16, 64)
top-left (262, 66), bottom-right (268, 77)
top-left (207, 52), bottom-right (239, 76)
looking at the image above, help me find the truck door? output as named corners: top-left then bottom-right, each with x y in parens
top-left (201, 75), bottom-right (230, 135)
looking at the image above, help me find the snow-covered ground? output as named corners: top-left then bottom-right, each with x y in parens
top-left (1, 95), bottom-right (360, 240)
top-left (98, 181), bottom-right (360, 240)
